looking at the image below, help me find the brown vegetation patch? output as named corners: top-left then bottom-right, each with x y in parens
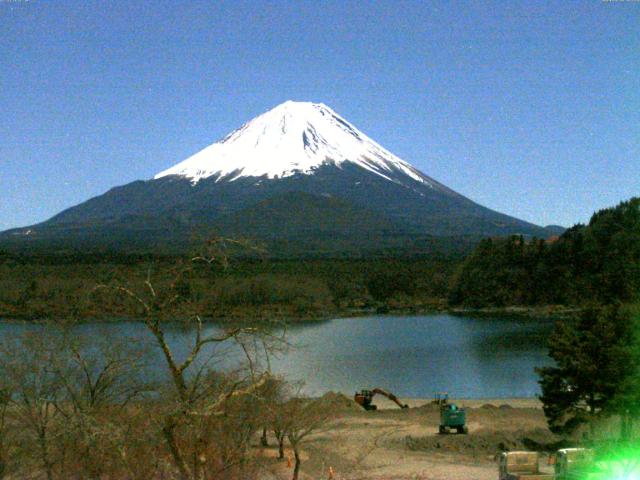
top-left (405, 427), bottom-right (559, 458)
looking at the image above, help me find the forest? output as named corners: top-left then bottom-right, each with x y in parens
top-left (0, 197), bottom-right (638, 322)
top-left (0, 252), bottom-right (456, 322)
top-left (0, 199), bottom-right (638, 479)
top-left (449, 197), bottom-right (640, 308)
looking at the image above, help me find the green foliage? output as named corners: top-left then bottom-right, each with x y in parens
top-left (450, 197), bottom-right (640, 307)
top-left (366, 270), bottom-right (417, 302)
top-left (612, 304), bottom-right (640, 435)
top-left (580, 199), bottom-right (640, 302)
top-left (5, 197), bottom-right (638, 320)
top-left (536, 305), bottom-right (638, 435)
top-left (0, 256), bottom-right (458, 321)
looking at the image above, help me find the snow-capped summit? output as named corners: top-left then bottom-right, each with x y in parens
top-left (154, 101), bottom-right (432, 187)
top-left (0, 100), bottom-right (555, 253)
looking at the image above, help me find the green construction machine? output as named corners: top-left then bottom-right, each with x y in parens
top-left (553, 448), bottom-right (595, 480)
top-left (553, 447), bottom-right (640, 480)
top-left (435, 392), bottom-right (468, 434)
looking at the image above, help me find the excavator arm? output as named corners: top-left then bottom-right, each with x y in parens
top-left (371, 388), bottom-right (409, 409)
top-left (353, 388), bottom-right (408, 410)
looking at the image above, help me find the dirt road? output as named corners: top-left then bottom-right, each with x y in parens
top-left (262, 396), bottom-right (557, 480)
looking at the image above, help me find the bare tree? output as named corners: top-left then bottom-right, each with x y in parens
top-left (50, 330), bottom-right (153, 479)
top-left (0, 388), bottom-right (10, 479)
top-left (0, 327), bottom-right (156, 480)
top-left (96, 237), bottom-right (280, 480)
top-left (257, 375), bottom-right (289, 458)
top-left (283, 397), bottom-right (332, 480)
top-left (271, 405), bottom-right (288, 460)
top-left (0, 332), bottom-right (64, 480)
top-left (0, 238), bottom-right (285, 480)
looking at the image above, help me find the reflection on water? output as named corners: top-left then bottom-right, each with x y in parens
top-left (0, 314), bottom-right (554, 399)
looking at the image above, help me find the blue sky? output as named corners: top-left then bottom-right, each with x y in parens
top-left (1, 0), bottom-right (638, 230)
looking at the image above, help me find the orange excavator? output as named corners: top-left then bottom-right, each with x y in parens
top-left (354, 388), bottom-right (409, 411)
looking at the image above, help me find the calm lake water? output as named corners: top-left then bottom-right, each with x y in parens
top-left (0, 314), bottom-right (555, 399)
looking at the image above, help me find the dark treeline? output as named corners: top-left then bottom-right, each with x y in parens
top-left (449, 197), bottom-right (640, 308)
top-left (447, 198), bottom-right (640, 443)
top-left (0, 254), bottom-right (458, 321)
top-left (2, 197), bottom-right (638, 320)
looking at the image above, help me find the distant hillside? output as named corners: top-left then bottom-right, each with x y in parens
top-left (1, 101), bottom-right (557, 256)
top-left (450, 197), bottom-right (640, 307)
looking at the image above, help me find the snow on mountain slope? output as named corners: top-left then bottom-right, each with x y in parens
top-left (154, 101), bottom-right (436, 188)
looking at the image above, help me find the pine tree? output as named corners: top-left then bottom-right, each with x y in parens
top-left (537, 305), bottom-right (636, 437)
top-left (612, 305), bottom-right (640, 439)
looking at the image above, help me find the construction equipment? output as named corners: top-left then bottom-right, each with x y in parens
top-left (553, 448), bottom-right (595, 480)
top-left (435, 393), bottom-right (468, 434)
top-left (353, 388), bottom-right (408, 411)
top-left (552, 447), bottom-right (640, 480)
top-left (497, 451), bottom-right (553, 480)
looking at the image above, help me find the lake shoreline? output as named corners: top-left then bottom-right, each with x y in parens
top-left (0, 303), bottom-right (579, 324)
top-left (360, 395), bottom-right (543, 410)
top-left (0, 313), bottom-right (553, 399)
top-left (296, 393), bottom-right (556, 480)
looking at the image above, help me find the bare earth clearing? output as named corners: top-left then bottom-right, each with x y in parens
top-left (260, 396), bottom-right (556, 480)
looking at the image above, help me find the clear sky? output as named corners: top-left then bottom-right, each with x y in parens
top-left (1, 0), bottom-right (639, 230)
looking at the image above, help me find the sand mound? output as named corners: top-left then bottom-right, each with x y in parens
top-left (404, 427), bottom-right (559, 457)
top-left (412, 402), bottom-right (440, 413)
top-left (318, 391), bottom-right (362, 412)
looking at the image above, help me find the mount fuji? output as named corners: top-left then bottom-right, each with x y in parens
top-left (154, 101), bottom-right (441, 188)
top-left (1, 101), bottom-right (558, 255)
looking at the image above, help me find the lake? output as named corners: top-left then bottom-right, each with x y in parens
top-left (0, 314), bottom-right (555, 399)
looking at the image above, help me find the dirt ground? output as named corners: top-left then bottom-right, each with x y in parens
top-left (260, 395), bottom-right (558, 480)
